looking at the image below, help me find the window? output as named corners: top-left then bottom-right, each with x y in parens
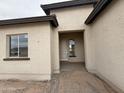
top-left (8, 34), bottom-right (28, 57)
top-left (68, 39), bottom-right (76, 57)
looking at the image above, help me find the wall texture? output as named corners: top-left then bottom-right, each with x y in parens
top-left (51, 5), bottom-right (93, 73)
top-left (51, 5), bottom-right (93, 31)
top-left (85, 0), bottom-right (124, 92)
top-left (0, 22), bottom-right (52, 80)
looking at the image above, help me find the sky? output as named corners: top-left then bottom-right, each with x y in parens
top-left (0, 0), bottom-right (70, 20)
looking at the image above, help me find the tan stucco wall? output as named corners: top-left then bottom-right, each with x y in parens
top-left (51, 5), bottom-right (93, 31)
top-left (51, 5), bottom-right (93, 73)
top-left (0, 22), bottom-right (52, 80)
top-left (51, 28), bottom-right (60, 73)
top-left (85, 0), bottom-right (124, 92)
top-left (59, 32), bottom-right (84, 62)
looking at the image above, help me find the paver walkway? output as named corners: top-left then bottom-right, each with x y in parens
top-left (0, 62), bottom-right (116, 93)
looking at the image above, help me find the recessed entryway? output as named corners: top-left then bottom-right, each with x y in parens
top-left (59, 31), bottom-right (85, 70)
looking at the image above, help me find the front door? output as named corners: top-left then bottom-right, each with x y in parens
top-left (59, 32), bottom-right (84, 62)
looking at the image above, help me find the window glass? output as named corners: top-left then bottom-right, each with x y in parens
top-left (68, 39), bottom-right (76, 57)
top-left (9, 34), bottom-right (28, 57)
top-left (10, 36), bottom-right (18, 57)
top-left (19, 34), bottom-right (28, 57)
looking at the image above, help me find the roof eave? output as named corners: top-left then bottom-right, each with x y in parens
top-left (85, 0), bottom-right (113, 24)
top-left (0, 15), bottom-right (59, 27)
top-left (41, 0), bottom-right (98, 15)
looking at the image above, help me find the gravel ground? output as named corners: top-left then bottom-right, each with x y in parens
top-left (0, 62), bottom-right (116, 93)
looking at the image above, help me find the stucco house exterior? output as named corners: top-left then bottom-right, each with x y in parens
top-left (0, 0), bottom-right (124, 92)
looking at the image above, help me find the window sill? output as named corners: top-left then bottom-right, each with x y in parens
top-left (3, 58), bottom-right (30, 61)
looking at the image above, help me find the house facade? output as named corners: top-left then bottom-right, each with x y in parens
top-left (0, 0), bottom-right (124, 92)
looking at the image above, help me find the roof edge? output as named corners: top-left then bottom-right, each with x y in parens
top-left (41, 0), bottom-right (98, 15)
top-left (0, 15), bottom-right (59, 27)
top-left (85, 0), bottom-right (113, 24)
